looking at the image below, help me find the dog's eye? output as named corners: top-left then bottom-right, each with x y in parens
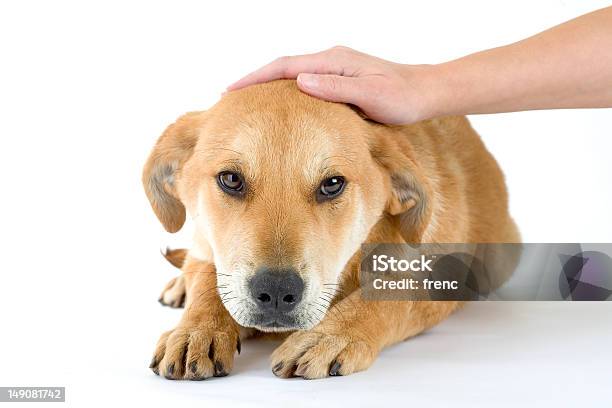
top-left (217, 171), bottom-right (245, 196)
top-left (317, 176), bottom-right (346, 201)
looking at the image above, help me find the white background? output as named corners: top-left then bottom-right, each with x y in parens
top-left (1, 0), bottom-right (611, 407)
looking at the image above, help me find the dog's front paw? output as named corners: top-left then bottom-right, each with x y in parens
top-left (150, 325), bottom-right (240, 380)
top-left (158, 275), bottom-right (186, 308)
top-left (271, 331), bottom-right (378, 379)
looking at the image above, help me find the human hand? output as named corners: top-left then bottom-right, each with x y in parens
top-left (227, 46), bottom-right (441, 125)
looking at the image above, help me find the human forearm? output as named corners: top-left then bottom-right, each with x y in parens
top-left (428, 6), bottom-right (612, 118)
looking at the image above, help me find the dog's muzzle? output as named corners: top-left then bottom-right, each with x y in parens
top-left (248, 267), bottom-right (304, 329)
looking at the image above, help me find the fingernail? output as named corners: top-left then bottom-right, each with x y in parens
top-left (298, 73), bottom-right (319, 89)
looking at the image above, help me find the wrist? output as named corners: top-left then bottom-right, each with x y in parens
top-left (423, 63), bottom-right (459, 119)
top-left (398, 63), bottom-right (457, 122)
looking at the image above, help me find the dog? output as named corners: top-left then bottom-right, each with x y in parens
top-left (143, 80), bottom-right (520, 380)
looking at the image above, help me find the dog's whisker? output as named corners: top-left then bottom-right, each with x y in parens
top-left (319, 293), bottom-right (334, 300)
top-left (317, 296), bottom-right (332, 303)
top-left (312, 303), bottom-right (328, 317)
top-left (316, 299), bottom-right (343, 322)
top-left (208, 147), bottom-right (243, 155)
top-left (321, 288), bottom-right (339, 293)
top-left (303, 307), bottom-right (317, 328)
top-left (320, 291), bottom-right (339, 301)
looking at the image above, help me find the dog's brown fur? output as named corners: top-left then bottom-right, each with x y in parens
top-left (144, 80), bottom-right (519, 380)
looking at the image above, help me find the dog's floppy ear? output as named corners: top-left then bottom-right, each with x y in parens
top-left (370, 132), bottom-right (433, 242)
top-left (142, 111), bottom-right (205, 233)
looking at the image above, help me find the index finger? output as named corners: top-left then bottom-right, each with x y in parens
top-left (226, 51), bottom-right (345, 91)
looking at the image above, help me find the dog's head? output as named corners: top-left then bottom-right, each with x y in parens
top-left (143, 80), bottom-right (430, 331)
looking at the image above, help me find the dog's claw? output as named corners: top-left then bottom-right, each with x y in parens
top-left (177, 293), bottom-right (186, 308)
top-left (150, 355), bottom-right (161, 375)
top-left (329, 360), bottom-right (342, 376)
top-left (149, 356), bottom-right (158, 369)
top-left (236, 338), bottom-right (241, 355)
top-left (189, 361), bottom-right (198, 374)
top-left (165, 363), bottom-right (175, 379)
top-left (272, 361), bottom-right (284, 376)
top-left (214, 361), bottom-right (227, 377)
top-left (294, 364), bottom-right (306, 377)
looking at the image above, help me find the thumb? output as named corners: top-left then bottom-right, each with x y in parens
top-left (297, 73), bottom-right (366, 105)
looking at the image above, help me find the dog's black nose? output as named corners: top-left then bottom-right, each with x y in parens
top-left (249, 268), bottom-right (304, 314)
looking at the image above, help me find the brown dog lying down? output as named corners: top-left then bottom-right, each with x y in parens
top-left (143, 80), bottom-right (520, 380)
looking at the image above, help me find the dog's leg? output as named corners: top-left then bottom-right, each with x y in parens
top-left (271, 292), bottom-right (460, 379)
top-left (150, 257), bottom-right (240, 380)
